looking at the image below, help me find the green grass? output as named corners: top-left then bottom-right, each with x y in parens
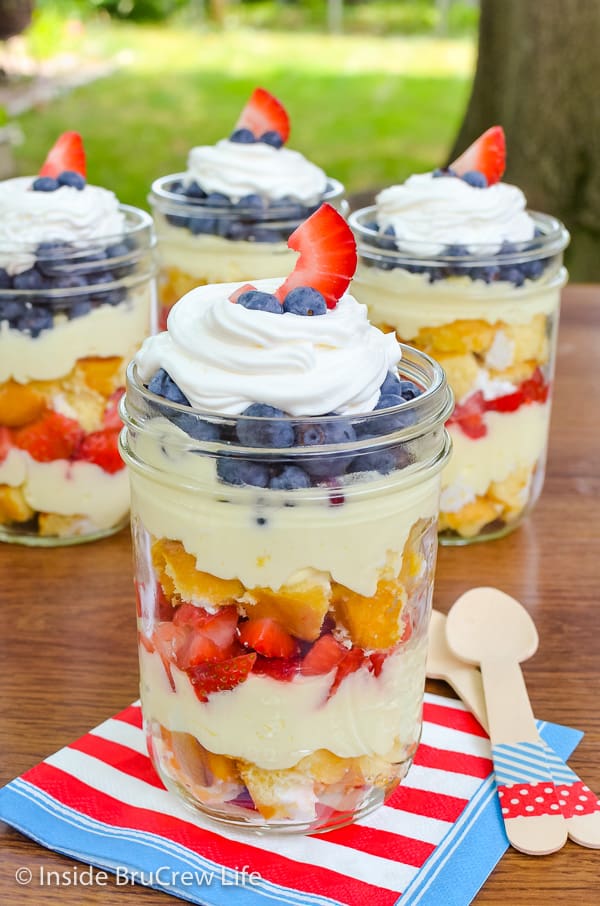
top-left (14, 22), bottom-right (475, 210)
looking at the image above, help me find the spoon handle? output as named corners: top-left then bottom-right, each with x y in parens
top-left (481, 657), bottom-right (568, 855)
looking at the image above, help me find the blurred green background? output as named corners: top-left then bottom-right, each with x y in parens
top-left (1, 1), bottom-right (477, 209)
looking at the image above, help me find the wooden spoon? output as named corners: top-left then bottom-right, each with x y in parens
top-left (445, 588), bottom-right (568, 855)
top-left (427, 608), bottom-right (600, 848)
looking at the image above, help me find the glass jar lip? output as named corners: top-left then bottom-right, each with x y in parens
top-left (148, 173), bottom-right (346, 221)
top-left (123, 346), bottom-right (453, 457)
top-left (349, 205), bottom-right (570, 264)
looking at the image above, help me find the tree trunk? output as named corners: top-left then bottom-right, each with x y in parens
top-left (0, 1), bottom-right (34, 42)
top-left (450, 0), bottom-right (600, 281)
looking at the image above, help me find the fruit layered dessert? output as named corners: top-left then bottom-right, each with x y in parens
top-left (349, 127), bottom-right (569, 542)
top-left (149, 87), bottom-right (345, 329)
top-left (121, 205), bottom-right (452, 832)
top-left (0, 132), bottom-right (156, 544)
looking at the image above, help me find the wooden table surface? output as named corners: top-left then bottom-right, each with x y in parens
top-left (1, 285), bottom-right (599, 905)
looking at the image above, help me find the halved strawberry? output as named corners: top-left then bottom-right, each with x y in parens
top-left (188, 652), bottom-right (256, 702)
top-left (330, 647), bottom-right (365, 696)
top-left (450, 126), bottom-right (506, 186)
top-left (300, 633), bottom-right (346, 676)
top-left (238, 617), bottom-right (297, 659)
top-left (229, 283), bottom-right (256, 303)
top-left (275, 204), bottom-right (357, 308)
top-left (77, 428), bottom-right (124, 473)
top-left (39, 131), bottom-right (86, 178)
top-left (13, 411), bottom-right (83, 462)
top-left (235, 87), bottom-right (290, 144)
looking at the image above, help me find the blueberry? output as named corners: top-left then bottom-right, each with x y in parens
top-left (148, 368), bottom-right (190, 405)
top-left (432, 167), bottom-right (457, 178)
top-left (184, 180), bottom-right (207, 199)
top-left (217, 457), bottom-right (270, 488)
top-left (69, 298), bottom-right (93, 319)
top-left (521, 259), bottom-right (545, 280)
top-left (226, 221), bottom-right (250, 241)
top-left (12, 267), bottom-right (44, 291)
top-left (472, 265), bottom-right (499, 284)
top-left (216, 218), bottom-right (231, 238)
top-left (0, 298), bottom-right (24, 323)
top-left (498, 240), bottom-right (517, 256)
top-left (502, 266), bottom-right (525, 287)
top-left (166, 213), bottom-right (190, 228)
top-left (295, 418), bottom-right (356, 447)
top-left (230, 128), bottom-right (256, 144)
top-left (53, 272), bottom-right (87, 290)
top-left (205, 192), bottom-right (231, 208)
top-left (534, 226), bottom-right (544, 238)
top-left (237, 290), bottom-right (282, 314)
top-left (236, 403), bottom-right (294, 448)
top-left (269, 196), bottom-right (305, 217)
top-left (445, 243), bottom-right (469, 257)
top-left (260, 130), bottom-right (284, 149)
top-left (16, 306), bottom-right (53, 337)
top-left (57, 170), bottom-right (86, 190)
top-left (461, 170), bottom-right (488, 188)
top-left (380, 371), bottom-right (402, 395)
top-left (399, 380), bottom-right (421, 401)
top-left (269, 466), bottom-right (311, 489)
top-left (237, 193), bottom-right (265, 211)
top-left (105, 241), bottom-right (131, 260)
top-left (283, 286), bottom-right (327, 316)
top-left (251, 227), bottom-right (281, 243)
top-left (172, 413), bottom-right (220, 441)
top-left (349, 450), bottom-right (397, 475)
top-left (189, 217), bottom-right (217, 235)
top-left (359, 395), bottom-right (417, 435)
top-left (31, 176), bottom-right (59, 192)
top-left (168, 179), bottom-right (185, 195)
top-left (375, 226), bottom-right (397, 252)
top-left (0, 268), bottom-right (11, 289)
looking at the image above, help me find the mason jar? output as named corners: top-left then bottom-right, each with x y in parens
top-left (0, 206), bottom-right (156, 545)
top-left (120, 348), bottom-right (452, 834)
top-left (149, 175), bottom-right (346, 330)
top-left (350, 208), bottom-right (569, 544)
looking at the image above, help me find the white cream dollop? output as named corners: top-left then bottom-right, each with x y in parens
top-left (0, 176), bottom-right (125, 275)
top-left (135, 278), bottom-right (401, 416)
top-left (375, 172), bottom-right (536, 256)
top-left (185, 139), bottom-right (328, 205)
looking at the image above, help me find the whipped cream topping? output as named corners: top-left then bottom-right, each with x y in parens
top-left (0, 176), bottom-right (125, 275)
top-left (375, 172), bottom-right (536, 256)
top-left (185, 139), bottom-right (328, 204)
top-left (135, 278), bottom-right (401, 416)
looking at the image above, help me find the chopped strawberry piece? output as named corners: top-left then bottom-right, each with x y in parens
top-left (235, 87), bottom-right (290, 144)
top-left (103, 389), bottom-right (124, 431)
top-left (0, 426), bottom-right (11, 464)
top-left (449, 370), bottom-right (550, 439)
top-left (178, 633), bottom-right (224, 669)
top-left (447, 391), bottom-right (487, 439)
top-left (188, 652), bottom-right (256, 702)
top-left (197, 605), bottom-right (239, 648)
top-left (238, 617), bottom-right (297, 658)
top-left (368, 651), bottom-right (387, 677)
top-left (229, 283), bottom-right (256, 303)
top-left (155, 582), bottom-right (175, 622)
top-left (521, 367), bottom-right (550, 404)
top-left (330, 647), bottom-right (365, 696)
top-left (13, 411), bottom-right (83, 462)
top-left (152, 622), bottom-right (188, 691)
top-left (173, 604), bottom-right (239, 668)
top-left (253, 655), bottom-right (302, 681)
top-left (77, 428), bottom-right (124, 473)
top-left (173, 602), bottom-right (211, 631)
top-left (450, 126), bottom-right (506, 186)
top-left (301, 633), bottom-right (346, 676)
top-left (39, 131), bottom-right (86, 178)
top-left (275, 204), bottom-right (357, 308)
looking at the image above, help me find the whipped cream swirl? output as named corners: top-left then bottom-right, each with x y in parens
top-left (185, 139), bottom-right (328, 205)
top-left (376, 172), bottom-right (536, 256)
top-left (0, 176), bottom-right (125, 275)
top-left (136, 278), bottom-right (401, 416)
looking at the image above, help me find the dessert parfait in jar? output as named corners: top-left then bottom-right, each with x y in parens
top-left (120, 205), bottom-right (452, 833)
top-left (0, 132), bottom-right (156, 545)
top-left (149, 86), bottom-right (345, 329)
top-left (350, 127), bottom-right (569, 543)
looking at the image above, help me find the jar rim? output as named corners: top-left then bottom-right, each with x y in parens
top-left (349, 206), bottom-right (570, 265)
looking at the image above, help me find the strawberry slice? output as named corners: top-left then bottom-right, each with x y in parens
top-left (188, 652), bottom-right (256, 702)
top-left (450, 126), bottom-right (505, 185)
top-left (238, 617), bottom-right (297, 659)
top-left (235, 87), bottom-right (290, 144)
top-left (77, 428), bottom-right (124, 473)
top-left (229, 283), bottom-right (256, 303)
top-left (301, 633), bottom-right (346, 676)
top-left (253, 655), bottom-right (302, 681)
top-left (39, 131), bottom-right (86, 178)
top-left (330, 647), bottom-right (365, 697)
top-left (13, 411), bottom-right (83, 462)
top-left (275, 204), bottom-right (357, 308)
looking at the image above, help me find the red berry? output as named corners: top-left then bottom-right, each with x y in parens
top-left (253, 655), bottom-right (302, 681)
top-left (102, 389), bottom-right (124, 431)
top-left (199, 605), bottom-right (239, 649)
top-left (368, 651), bottom-right (387, 677)
top-left (301, 633), bottom-right (346, 676)
top-left (188, 652), bottom-right (256, 702)
top-left (330, 647), bottom-right (366, 696)
top-left (178, 633), bottom-right (224, 670)
top-left (39, 131), bottom-right (86, 178)
top-left (238, 617), bottom-right (297, 658)
top-left (447, 391), bottom-right (487, 439)
top-left (450, 126), bottom-right (506, 186)
top-left (229, 283), bottom-right (257, 303)
top-left (275, 204), bottom-right (357, 309)
top-left (235, 87), bottom-right (290, 144)
top-left (77, 428), bottom-right (124, 473)
top-left (173, 602), bottom-right (211, 630)
top-left (13, 411), bottom-right (83, 462)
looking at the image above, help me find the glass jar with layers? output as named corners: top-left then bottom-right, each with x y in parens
top-left (0, 207), bottom-right (155, 545)
top-left (120, 349), bottom-right (452, 834)
top-left (149, 176), bottom-right (346, 330)
top-left (350, 208), bottom-right (569, 544)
